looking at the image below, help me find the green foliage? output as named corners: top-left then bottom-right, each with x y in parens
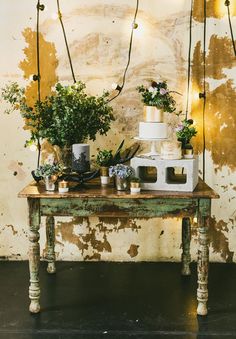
top-left (137, 81), bottom-right (176, 113)
top-left (1, 81), bottom-right (114, 148)
top-left (96, 149), bottom-right (113, 166)
top-left (39, 82), bottom-right (114, 147)
top-left (34, 162), bottom-right (63, 178)
top-left (175, 119), bottom-right (197, 145)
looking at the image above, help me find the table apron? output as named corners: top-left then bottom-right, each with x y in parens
top-left (40, 197), bottom-right (198, 218)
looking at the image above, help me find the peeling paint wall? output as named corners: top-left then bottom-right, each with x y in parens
top-left (0, 0), bottom-right (235, 262)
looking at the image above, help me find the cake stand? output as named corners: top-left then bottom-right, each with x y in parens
top-left (134, 137), bottom-right (168, 157)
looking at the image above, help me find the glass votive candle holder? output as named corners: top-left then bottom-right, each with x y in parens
top-left (58, 180), bottom-right (69, 193)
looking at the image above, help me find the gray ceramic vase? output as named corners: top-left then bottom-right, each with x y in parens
top-left (72, 144), bottom-right (90, 173)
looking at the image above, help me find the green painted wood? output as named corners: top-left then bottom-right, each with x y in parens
top-left (199, 198), bottom-right (211, 217)
top-left (40, 197), bottom-right (198, 218)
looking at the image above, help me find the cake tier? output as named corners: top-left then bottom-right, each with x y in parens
top-left (143, 106), bottom-right (163, 122)
top-left (139, 122), bottom-right (168, 139)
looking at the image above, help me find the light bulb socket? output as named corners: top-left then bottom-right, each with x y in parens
top-left (32, 74), bottom-right (40, 81)
top-left (225, 0), bottom-right (230, 6)
top-left (132, 22), bottom-right (138, 29)
top-left (37, 3), bottom-right (45, 11)
top-left (111, 83), bottom-right (122, 92)
top-left (199, 92), bottom-right (206, 99)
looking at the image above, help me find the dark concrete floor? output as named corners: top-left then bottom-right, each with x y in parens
top-left (0, 261), bottom-right (235, 339)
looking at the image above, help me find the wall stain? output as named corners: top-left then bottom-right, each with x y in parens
top-left (127, 244), bottom-right (139, 258)
top-left (191, 35), bottom-right (236, 171)
top-left (6, 224), bottom-right (18, 236)
top-left (193, 0), bottom-right (236, 22)
top-left (19, 27), bottom-right (58, 131)
top-left (8, 161), bottom-right (27, 181)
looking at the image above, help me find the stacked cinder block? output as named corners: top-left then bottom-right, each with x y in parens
top-left (131, 156), bottom-right (199, 192)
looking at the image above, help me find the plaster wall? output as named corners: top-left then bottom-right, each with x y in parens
top-left (0, 0), bottom-right (235, 262)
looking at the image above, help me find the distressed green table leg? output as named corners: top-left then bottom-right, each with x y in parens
top-left (28, 199), bottom-right (40, 313)
top-left (197, 199), bottom-right (210, 316)
top-left (181, 217), bottom-right (191, 276)
top-left (46, 216), bottom-right (56, 274)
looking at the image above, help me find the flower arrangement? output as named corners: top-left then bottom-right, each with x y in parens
top-left (175, 119), bottom-right (197, 146)
top-left (34, 162), bottom-right (63, 178)
top-left (109, 164), bottom-right (134, 179)
top-left (137, 80), bottom-right (176, 113)
top-left (96, 149), bottom-right (113, 167)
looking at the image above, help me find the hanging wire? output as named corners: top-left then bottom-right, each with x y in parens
top-left (225, 0), bottom-right (236, 57)
top-left (108, 0), bottom-right (139, 103)
top-left (36, 0), bottom-right (42, 167)
top-left (56, 0), bottom-right (76, 83)
top-left (202, 0), bottom-right (207, 181)
top-left (185, 0), bottom-right (193, 119)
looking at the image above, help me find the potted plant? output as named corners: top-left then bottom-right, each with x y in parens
top-left (137, 80), bottom-right (177, 122)
top-left (34, 162), bottom-right (63, 191)
top-left (109, 164), bottom-right (134, 191)
top-left (1, 81), bottom-right (114, 170)
top-left (175, 119), bottom-right (197, 158)
top-left (96, 149), bottom-right (113, 185)
top-left (130, 176), bottom-right (141, 194)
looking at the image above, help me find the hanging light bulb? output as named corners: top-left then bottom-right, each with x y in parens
top-left (111, 83), bottom-right (122, 91)
top-left (51, 12), bottom-right (59, 20)
top-left (29, 144), bottom-right (38, 152)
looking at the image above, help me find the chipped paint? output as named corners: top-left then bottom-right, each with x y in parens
top-left (127, 244), bottom-right (139, 258)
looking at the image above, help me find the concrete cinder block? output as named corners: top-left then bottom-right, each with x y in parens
top-left (131, 156), bottom-right (199, 192)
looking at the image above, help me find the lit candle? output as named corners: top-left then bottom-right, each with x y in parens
top-left (58, 180), bottom-right (69, 193)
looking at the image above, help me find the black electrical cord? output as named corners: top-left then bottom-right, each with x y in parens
top-left (36, 0), bottom-right (42, 167)
top-left (225, 0), bottom-right (236, 57)
top-left (56, 0), bottom-right (76, 83)
top-left (108, 0), bottom-right (139, 103)
top-left (202, 0), bottom-right (207, 182)
top-left (185, 0), bottom-right (193, 119)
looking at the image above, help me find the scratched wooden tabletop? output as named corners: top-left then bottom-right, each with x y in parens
top-left (18, 178), bottom-right (219, 199)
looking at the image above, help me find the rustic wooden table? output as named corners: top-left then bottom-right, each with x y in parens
top-left (18, 179), bottom-right (219, 316)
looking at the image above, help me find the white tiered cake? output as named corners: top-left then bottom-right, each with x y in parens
top-left (138, 106), bottom-right (167, 139)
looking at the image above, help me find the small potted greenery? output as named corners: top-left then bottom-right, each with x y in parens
top-left (109, 164), bottom-right (134, 191)
top-left (130, 176), bottom-right (141, 194)
top-left (137, 80), bottom-right (177, 122)
top-left (175, 119), bottom-right (197, 158)
top-left (34, 162), bottom-right (63, 191)
top-left (96, 149), bottom-right (113, 185)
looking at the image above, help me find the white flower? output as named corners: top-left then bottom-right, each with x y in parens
top-left (148, 86), bottom-right (155, 93)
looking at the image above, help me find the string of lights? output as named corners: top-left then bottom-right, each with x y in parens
top-left (185, 0), bottom-right (193, 119)
top-left (225, 0), bottom-right (236, 57)
top-left (108, 0), bottom-right (139, 102)
top-left (35, 0), bottom-right (43, 167)
top-left (56, 0), bottom-right (76, 83)
top-left (202, 0), bottom-right (207, 182)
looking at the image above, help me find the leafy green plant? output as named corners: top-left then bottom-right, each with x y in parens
top-left (137, 80), bottom-right (176, 113)
top-left (34, 163), bottom-right (63, 178)
top-left (175, 119), bottom-right (197, 146)
top-left (1, 81), bottom-right (114, 148)
top-left (96, 149), bottom-right (113, 166)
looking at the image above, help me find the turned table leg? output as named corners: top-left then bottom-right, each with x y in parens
top-left (45, 216), bottom-right (56, 274)
top-left (181, 217), bottom-right (191, 276)
top-left (28, 199), bottom-right (40, 313)
top-left (197, 214), bottom-right (209, 316)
